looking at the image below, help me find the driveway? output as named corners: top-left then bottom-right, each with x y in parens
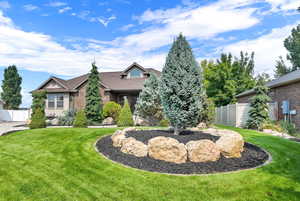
top-left (0, 122), bottom-right (28, 136)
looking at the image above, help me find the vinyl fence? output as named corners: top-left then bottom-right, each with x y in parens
top-left (215, 103), bottom-right (278, 127)
top-left (0, 110), bottom-right (31, 122)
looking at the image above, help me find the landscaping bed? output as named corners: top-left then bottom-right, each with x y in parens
top-left (96, 130), bottom-right (269, 174)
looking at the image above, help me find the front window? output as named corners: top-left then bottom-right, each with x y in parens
top-left (47, 94), bottom-right (64, 109)
top-left (47, 94), bottom-right (55, 109)
top-left (128, 68), bottom-right (142, 78)
top-left (56, 94), bottom-right (64, 109)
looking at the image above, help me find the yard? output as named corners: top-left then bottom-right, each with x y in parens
top-left (0, 126), bottom-right (299, 201)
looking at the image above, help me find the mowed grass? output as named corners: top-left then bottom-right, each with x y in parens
top-left (0, 126), bottom-right (300, 201)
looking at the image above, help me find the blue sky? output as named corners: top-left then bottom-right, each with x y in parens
top-left (0, 0), bottom-right (299, 107)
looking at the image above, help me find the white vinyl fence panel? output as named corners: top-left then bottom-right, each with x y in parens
top-left (215, 103), bottom-right (278, 127)
top-left (0, 110), bottom-right (31, 122)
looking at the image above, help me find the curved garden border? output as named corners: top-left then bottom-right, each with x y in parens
top-left (94, 131), bottom-right (272, 176)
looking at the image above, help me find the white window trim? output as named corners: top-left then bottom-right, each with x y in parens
top-left (47, 94), bottom-right (64, 110)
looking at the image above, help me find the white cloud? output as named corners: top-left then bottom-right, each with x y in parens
top-left (97, 15), bottom-right (116, 27)
top-left (23, 4), bottom-right (39, 11)
top-left (46, 1), bottom-right (67, 7)
top-left (0, 1), bottom-right (10, 9)
top-left (221, 22), bottom-right (299, 75)
top-left (58, 6), bottom-right (72, 14)
top-left (120, 24), bottom-right (135, 31)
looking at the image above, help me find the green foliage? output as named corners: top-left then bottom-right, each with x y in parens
top-left (274, 56), bottom-right (292, 78)
top-left (73, 110), bottom-right (88, 128)
top-left (280, 120), bottom-right (297, 135)
top-left (246, 78), bottom-right (271, 130)
top-left (103, 101), bottom-right (121, 122)
top-left (85, 62), bottom-right (103, 122)
top-left (284, 24), bottom-right (300, 70)
top-left (1, 65), bottom-right (22, 109)
top-left (160, 34), bottom-right (204, 135)
top-left (159, 119), bottom-right (170, 127)
top-left (200, 97), bottom-right (215, 126)
top-left (29, 108), bottom-right (46, 129)
top-left (31, 91), bottom-right (46, 120)
top-left (135, 73), bottom-right (163, 126)
top-left (117, 99), bottom-right (134, 127)
top-left (58, 110), bottom-right (76, 126)
top-left (262, 122), bottom-right (283, 133)
top-left (203, 52), bottom-right (256, 107)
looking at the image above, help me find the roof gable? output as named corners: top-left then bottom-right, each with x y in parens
top-left (36, 76), bottom-right (68, 90)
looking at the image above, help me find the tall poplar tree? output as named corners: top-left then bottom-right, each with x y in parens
top-left (284, 24), bottom-right (300, 70)
top-left (1, 65), bottom-right (22, 109)
top-left (160, 34), bottom-right (204, 135)
top-left (85, 62), bottom-right (103, 122)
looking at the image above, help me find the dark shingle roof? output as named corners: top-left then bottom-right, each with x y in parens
top-left (237, 69), bottom-right (300, 97)
top-left (33, 64), bottom-right (161, 92)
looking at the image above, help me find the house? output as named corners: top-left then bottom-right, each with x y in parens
top-left (32, 62), bottom-right (161, 117)
top-left (237, 69), bottom-right (300, 129)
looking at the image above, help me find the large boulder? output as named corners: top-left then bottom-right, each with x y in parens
top-left (102, 117), bottom-right (114, 125)
top-left (123, 127), bottom-right (137, 133)
top-left (202, 128), bottom-right (219, 136)
top-left (148, 136), bottom-right (187, 164)
top-left (121, 137), bottom-right (148, 157)
top-left (111, 130), bottom-right (126, 147)
top-left (216, 134), bottom-right (244, 158)
top-left (186, 140), bottom-right (220, 162)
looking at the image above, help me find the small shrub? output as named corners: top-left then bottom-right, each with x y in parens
top-left (73, 110), bottom-right (88, 128)
top-left (29, 108), bottom-right (46, 129)
top-left (117, 99), bottom-right (134, 127)
top-left (103, 101), bottom-right (121, 122)
top-left (262, 122), bottom-right (283, 133)
top-left (58, 110), bottom-right (76, 126)
top-left (280, 120), bottom-right (297, 135)
top-left (159, 119), bottom-right (169, 127)
top-left (200, 97), bottom-right (215, 126)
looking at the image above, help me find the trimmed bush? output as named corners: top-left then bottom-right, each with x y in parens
top-left (117, 99), bottom-right (134, 127)
top-left (73, 110), bottom-right (88, 128)
top-left (159, 119), bottom-right (170, 127)
top-left (103, 101), bottom-right (121, 122)
top-left (29, 108), bottom-right (46, 129)
top-left (58, 110), bottom-right (76, 126)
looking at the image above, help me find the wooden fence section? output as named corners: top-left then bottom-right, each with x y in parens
top-left (215, 103), bottom-right (278, 127)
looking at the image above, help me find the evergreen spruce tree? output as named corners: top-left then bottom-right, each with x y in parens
top-left (31, 91), bottom-right (46, 116)
top-left (117, 98), bottom-right (134, 127)
top-left (246, 78), bottom-right (271, 130)
top-left (1, 65), bottom-right (22, 109)
top-left (160, 34), bottom-right (204, 135)
top-left (134, 73), bottom-right (163, 125)
top-left (85, 62), bottom-right (103, 122)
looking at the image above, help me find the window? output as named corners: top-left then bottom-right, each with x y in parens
top-left (128, 68), bottom-right (142, 78)
top-left (56, 94), bottom-right (64, 108)
top-left (47, 94), bottom-right (55, 109)
top-left (47, 94), bottom-right (64, 109)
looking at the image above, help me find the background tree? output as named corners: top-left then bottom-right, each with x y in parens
top-left (160, 34), bottom-right (204, 135)
top-left (1, 65), bottom-right (22, 109)
top-left (85, 62), bottom-right (103, 122)
top-left (246, 78), bottom-right (271, 130)
top-left (117, 98), bottom-right (134, 127)
top-left (284, 24), bottom-right (300, 70)
top-left (134, 72), bottom-right (163, 126)
top-left (203, 52), bottom-right (256, 107)
top-left (274, 56), bottom-right (292, 78)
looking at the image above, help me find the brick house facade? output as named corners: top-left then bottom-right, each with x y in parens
top-left (237, 70), bottom-right (300, 129)
top-left (32, 62), bottom-right (160, 117)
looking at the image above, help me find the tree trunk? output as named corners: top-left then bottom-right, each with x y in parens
top-left (174, 126), bottom-right (181, 135)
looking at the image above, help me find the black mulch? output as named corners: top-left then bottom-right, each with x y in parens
top-left (96, 130), bottom-right (270, 175)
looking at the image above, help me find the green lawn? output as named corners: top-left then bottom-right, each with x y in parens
top-left (0, 126), bottom-right (300, 201)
